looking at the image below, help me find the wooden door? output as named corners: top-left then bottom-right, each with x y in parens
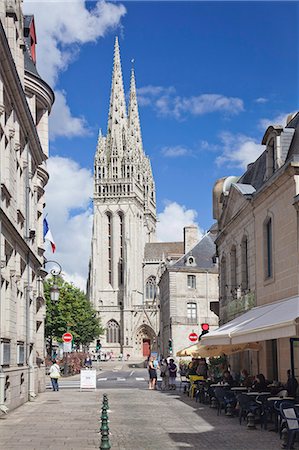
top-left (143, 339), bottom-right (151, 357)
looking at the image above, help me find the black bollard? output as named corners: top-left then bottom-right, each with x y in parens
top-left (100, 395), bottom-right (111, 450)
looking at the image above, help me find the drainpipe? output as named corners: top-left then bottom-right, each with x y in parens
top-left (25, 141), bottom-right (35, 401)
top-left (0, 131), bottom-right (8, 414)
top-left (0, 212), bottom-right (8, 415)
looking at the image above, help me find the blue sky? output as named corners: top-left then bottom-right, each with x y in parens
top-left (24, 1), bottom-right (298, 288)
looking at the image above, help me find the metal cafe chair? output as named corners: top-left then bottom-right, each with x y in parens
top-left (279, 403), bottom-right (299, 450)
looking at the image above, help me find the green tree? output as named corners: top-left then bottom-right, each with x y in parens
top-left (45, 277), bottom-right (103, 354)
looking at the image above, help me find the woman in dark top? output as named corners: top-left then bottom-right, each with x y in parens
top-left (252, 373), bottom-right (268, 392)
top-left (148, 356), bottom-right (158, 390)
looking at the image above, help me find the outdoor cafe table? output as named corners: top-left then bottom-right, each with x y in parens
top-left (246, 391), bottom-right (270, 396)
top-left (210, 383), bottom-right (230, 388)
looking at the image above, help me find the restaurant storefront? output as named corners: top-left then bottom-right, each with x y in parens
top-left (177, 297), bottom-right (299, 382)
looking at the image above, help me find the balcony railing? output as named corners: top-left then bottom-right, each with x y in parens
top-left (227, 291), bottom-right (255, 320)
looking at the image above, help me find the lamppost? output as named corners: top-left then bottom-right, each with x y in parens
top-left (43, 260), bottom-right (62, 302)
top-left (41, 260), bottom-right (62, 359)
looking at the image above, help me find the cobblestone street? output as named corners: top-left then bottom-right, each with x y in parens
top-left (0, 383), bottom-right (290, 450)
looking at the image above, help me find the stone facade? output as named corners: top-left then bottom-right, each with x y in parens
top-left (0, 2), bottom-right (53, 412)
top-left (213, 112), bottom-right (299, 382)
top-left (159, 228), bottom-right (219, 358)
top-left (88, 38), bottom-right (159, 357)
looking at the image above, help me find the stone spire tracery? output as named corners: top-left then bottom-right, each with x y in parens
top-left (128, 67), bottom-right (143, 159)
top-left (106, 37), bottom-right (127, 164)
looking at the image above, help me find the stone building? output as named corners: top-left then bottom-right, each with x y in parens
top-left (159, 226), bottom-right (219, 358)
top-left (88, 38), bottom-right (159, 358)
top-left (0, 2), bottom-right (53, 412)
top-left (206, 112), bottom-right (299, 382)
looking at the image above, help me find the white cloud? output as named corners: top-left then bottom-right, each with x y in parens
top-left (49, 90), bottom-right (90, 139)
top-left (255, 97), bottom-right (268, 104)
top-left (161, 145), bottom-right (190, 158)
top-left (215, 132), bottom-right (265, 169)
top-left (157, 201), bottom-right (203, 242)
top-left (24, 0), bottom-right (126, 86)
top-left (137, 85), bottom-right (244, 119)
top-left (44, 156), bottom-right (94, 291)
top-left (259, 112), bottom-right (289, 131)
top-left (23, 0), bottom-right (126, 139)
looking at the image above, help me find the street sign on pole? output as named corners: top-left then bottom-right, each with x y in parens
top-left (62, 332), bottom-right (73, 343)
top-left (188, 332), bottom-right (198, 342)
top-left (63, 342), bottom-right (72, 353)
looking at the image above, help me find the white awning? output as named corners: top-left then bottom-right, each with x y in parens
top-left (201, 296), bottom-right (299, 346)
top-left (176, 342), bottom-right (261, 358)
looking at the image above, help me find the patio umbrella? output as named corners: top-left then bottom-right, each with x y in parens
top-left (176, 341), bottom-right (261, 358)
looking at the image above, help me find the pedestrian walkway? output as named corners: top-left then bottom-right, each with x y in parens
top-left (0, 386), bottom-right (286, 450)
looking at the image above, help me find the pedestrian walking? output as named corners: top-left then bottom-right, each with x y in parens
top-left (148, 356), bottom-right (158, 390)
top-left (84, 354), bottom-right (93, 369)
top-left (49, 359), bottom-right (60, 391)
top-left (168, 358), bottom-right (177, 390)
top-left (160, 358), bottom-right (169, 390)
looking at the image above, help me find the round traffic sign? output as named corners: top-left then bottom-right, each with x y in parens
top-left (62, 332), bottom-right (73, 343)
top-left (189, 332), bottom-right (198, 342)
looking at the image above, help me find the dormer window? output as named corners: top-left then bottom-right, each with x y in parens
top-left (266, 138), bottom-right (275, 179)
top-left (186, 255), bottom-right (195, 267)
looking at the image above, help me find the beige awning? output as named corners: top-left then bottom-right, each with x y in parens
top-left (201, 296), bottom-right (299, 346)
top-left (176, 342), bottom-right (261, 358)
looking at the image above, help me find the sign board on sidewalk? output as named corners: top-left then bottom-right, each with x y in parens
top-left (189, 332), bottom-right (198, 342)
top-left (62, 332), bottom-right (73, 343)
top-left (80, 369), bottom-right (97, 391)
top-left (63, 342), bottom-right (72, 353)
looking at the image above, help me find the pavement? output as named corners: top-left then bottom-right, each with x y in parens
top-left (0, 362), bottom-right (294, 450)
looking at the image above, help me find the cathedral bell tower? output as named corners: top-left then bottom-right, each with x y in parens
top-left (88, 38), bottom-right (157, 357)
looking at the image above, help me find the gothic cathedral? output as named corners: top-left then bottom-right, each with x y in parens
top-left (88, 38), bottom-right (159, 358)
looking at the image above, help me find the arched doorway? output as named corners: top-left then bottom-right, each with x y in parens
top-left (135, 324), bottom-right (156, 357)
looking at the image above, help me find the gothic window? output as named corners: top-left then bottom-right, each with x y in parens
top-left (106, 320), bottom-right (120, 343)
top-left (107, 213), bottom-right (113, 285)
top-left (187, 275), bottom-right (196, 289)
top-left (264, 217), bottom-right (273, 279)
top-left (119, 213), bottom-right (124, 286)
top-left (145, 277), bottom-right (156, 300)
top-left (230, 245), bottom-right (237, 293)
top-left (187, 302), bottom-right (197, 320)
top-left (241, 236), bottom-right (249, 291)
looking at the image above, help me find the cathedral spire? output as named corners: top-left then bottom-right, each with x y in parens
top-left (106, 37), bottom-right (127, 155)
top-left (128, 66), bottom-right (143, 156)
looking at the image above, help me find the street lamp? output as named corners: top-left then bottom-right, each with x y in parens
top-left (41, 259), bottom-right (63, 362)
top-left (43, 260), bottom-right (62, 302)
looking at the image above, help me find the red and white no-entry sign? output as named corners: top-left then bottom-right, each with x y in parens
top-left (62, 332), bottom-right (73, 343)
top-left (189, 332), bottom-right (198, 342)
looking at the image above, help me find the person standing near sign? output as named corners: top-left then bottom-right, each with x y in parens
top-left (50, 360), bottom-right (60, 391)
top-left (148, 356), bottom-right (158, 390)
top-left (84, 354), bottom-right (92, 369)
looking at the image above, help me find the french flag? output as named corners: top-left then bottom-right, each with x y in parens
top-left (43, 217), bottom-right (56, 253)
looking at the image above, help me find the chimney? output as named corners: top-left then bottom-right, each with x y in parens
top-left (184, 225), bottom-right (198, 254)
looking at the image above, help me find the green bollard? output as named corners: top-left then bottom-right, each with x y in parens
top-left (100, 395), bottom-right (110, 450)
top-left (101, 408), bottom-right (108, 420)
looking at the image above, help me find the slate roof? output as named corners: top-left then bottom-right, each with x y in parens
top-left (23, 15), bottom-right (41, 79)
top-left (171, 233), bottom-right (217, 271)
top-left (237, 112), bottom-right (299, 193)
top-left (238, 151), bottom-right (266, 191)
top-left (144, 242), bottom-right (184, 261)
